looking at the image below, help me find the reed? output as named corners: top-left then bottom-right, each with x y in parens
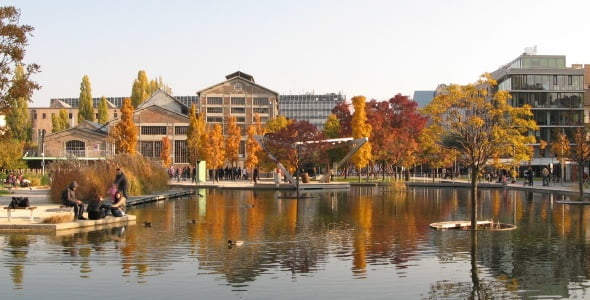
top-left (48, 154), bottom-right (168, 203)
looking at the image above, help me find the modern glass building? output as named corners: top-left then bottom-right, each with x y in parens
top-left (491, 53), bottom-right (585, 162)
top-left (279, 93), bottom-right (346, 130)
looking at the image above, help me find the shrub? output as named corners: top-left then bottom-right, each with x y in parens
top-left (48, 154), bottom-right (168, 203)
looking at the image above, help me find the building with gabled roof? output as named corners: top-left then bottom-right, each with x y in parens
top-left (197, 71), bottom-right (279, 164)
top-left (130, 90), bottom-right (190, 164)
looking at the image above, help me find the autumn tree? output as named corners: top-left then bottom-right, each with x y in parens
top-left (51, 108), bottom-right (70, 132)
top-left (110, 98), bottom-right (138, 154)
top-left (351, 96), bottom-right (372, 181)
top-left (97, 96), bottom-right (108, 124)
top-left (262, 120), bottom-right (326, 177)
top-left (160, 136), bottom-right (172, 167)
top-left (366, 94), bottom-right (427, 180)
top-left (569, 127), bottom-right (590, 198)
top-left (331, 102), bottom-right (352, 136)
top-left (131, 70), bottom-right (150, 108)
top-left (0, 7), bottom-right (40, 113)
top-left (225, 116), bottom-right (242, 167)
top-left (78, 75), bottom-right (94, 122)
top-left (207, 124), bottom-right (226, 180)
top-left (323, 113), bottom-right (348, 176)
top-left (245, 113), bottom-right (264, 175)
top-left (422, 73), bottom-right (538, 229)
top-left (265, 115), bottom-right (289, 133)
top-left (551, 132), bottom-right (570, 185)
top-left (186, 104), bottom-right (208, 169)
top-left (5, 64), bottom-right (31, 141)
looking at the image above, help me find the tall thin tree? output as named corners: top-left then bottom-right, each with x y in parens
top-left (78, 75), bottom-right (94, 122)
top-left (97, 96), bottom-right (108, 124)
top-left (5, 64), bottom-right (31, 141)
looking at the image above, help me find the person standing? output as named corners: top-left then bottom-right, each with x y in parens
top-left (542, 166), bottom-right (550, 186)
top-left (253, 167), bottom-right (259, 184)
top-left (62, 181), bottom-right (86, 220)
top-left (114, 168), bottom-right (129, 198)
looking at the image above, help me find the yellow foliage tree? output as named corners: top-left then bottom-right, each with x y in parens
top-left (422, 73), bottom-right (538, 228)
top-left (570, 127), bottom-right (590, 197)
top-left (225, 116), bottom-right (241, 167)
top-left (245, 113), bottom-right (265, 173)
top-left (186, 104), bottom-right (208, 166)
top-left (351, 96), bottom-right (372, 180)
top-left (110, 98), bottom-right (138, 154)
top-left (207, 124), bottom-right (226, 180)
top-left (551, 132), bottom-right (570, 185)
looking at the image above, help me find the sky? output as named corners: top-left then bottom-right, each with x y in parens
top-left (5, 0), bottom-right (590, 107)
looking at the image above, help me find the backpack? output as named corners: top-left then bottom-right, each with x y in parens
top-left (9, 197), bottom-right (30, 208)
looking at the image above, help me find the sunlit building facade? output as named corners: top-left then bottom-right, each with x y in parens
top-left (491, 53), bottom-right (585, 164)
top-left (279, 93), bottom-right (345, 130)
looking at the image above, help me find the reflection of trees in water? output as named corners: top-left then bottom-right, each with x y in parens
top-left (7, 234), bottom-right (33, 288)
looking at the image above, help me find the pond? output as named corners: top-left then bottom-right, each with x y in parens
top-left (1, 186), bottom-right (590, 299)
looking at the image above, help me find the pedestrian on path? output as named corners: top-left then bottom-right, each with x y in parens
top-left (542, 166), bottom-right (550, 186)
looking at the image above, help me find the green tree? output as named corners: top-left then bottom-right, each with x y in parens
top-left (51, 108), bottom-right (70, 132)
top-left (422, 73), bottom-right (538, 229)
top-left (186, 104), bottom-right (208, 166)
top-left (97, 96), bottom-right (108, 124)
top-left (131, 70), bottom-right (150, 108)
top-left (323, 114), bottom-right (347, 171)
top-left (0, 7), bottom-right (40, 113)
top-left (110, 98), bottom-right (138, 154)
top-left (78, 75), bottom-right (94, 122)
top-left (225, 116), bottom-right (242, 167)
top-left (0, 137), bottom-right (26, 170)
top-left (351, 96), bottom-right (372, 181)
top-left (5, 64), bottom-right (31, 141)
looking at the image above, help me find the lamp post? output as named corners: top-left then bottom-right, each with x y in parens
top-left (41, 129), bottom-right (46, 176)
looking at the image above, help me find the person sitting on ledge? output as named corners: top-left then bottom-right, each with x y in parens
top-left (88, 192), bottom-right (110, 220)
top-left (110, 191), bottom-right (126, 217)
top-left (62, 181), bottom-right (86, 220)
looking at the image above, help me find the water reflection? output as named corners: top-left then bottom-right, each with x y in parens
top-left (1, 187), bottom-right (590, 299)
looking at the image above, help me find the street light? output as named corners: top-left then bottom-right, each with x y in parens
top-left (41, 129), bottom-right (46, 176)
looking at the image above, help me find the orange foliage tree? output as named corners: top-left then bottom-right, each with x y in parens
top-left (207, 123), bottom-right (226, 180)
top-left (160, 136), bottom-right (171, 167)
top-left (225, 116), bottom-right (241, 167)
top-left (110, 98), bottom-right (138, 154)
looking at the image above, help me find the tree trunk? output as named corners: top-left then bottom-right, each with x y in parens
top-left (578, 164), bottom-right (584, 201)
top-left (470, 166), bottom-right (479, 230)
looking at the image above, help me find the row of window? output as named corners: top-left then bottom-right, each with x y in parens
top-left (139, 126), bottom-right (189, 135)
top-left (511, 92), bottom-right (583, 109)
top-left (206, 97), bottom-right (270, 105)
top-left (34, 111), bottom-right (119, 120)
top-left (502, 75), bottom-right (584, 91)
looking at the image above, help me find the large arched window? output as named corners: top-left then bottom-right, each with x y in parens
top-left (66, 140), bottom-right (85, 157)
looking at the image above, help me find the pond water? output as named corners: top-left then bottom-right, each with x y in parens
top-left (1, 186), bottom-right (590, 299)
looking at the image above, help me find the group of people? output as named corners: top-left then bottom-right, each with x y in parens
top-left (62, 168), bottom-right (129, 220)
top-left (4, 172), bottom-right (31, 187)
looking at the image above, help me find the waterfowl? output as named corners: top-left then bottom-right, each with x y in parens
top-left (144, 221), bottom-right (152, 228)
top-left (228, 240), bottom-right (244, 246)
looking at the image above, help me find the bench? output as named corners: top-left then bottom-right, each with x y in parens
top-left (3, 206), bottom-right (38, 222)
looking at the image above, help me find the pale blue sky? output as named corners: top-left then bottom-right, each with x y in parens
top-left (5, 0), bottom-right (590, 107)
